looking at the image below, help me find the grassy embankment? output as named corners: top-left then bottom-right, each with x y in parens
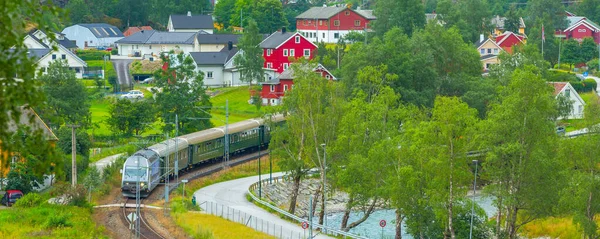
top-left (167, 156), bottom-right (281, 239)
top-left (522, 217), bottom-right (591, 239)
top-left (209, 86), bottom-right (265, 126)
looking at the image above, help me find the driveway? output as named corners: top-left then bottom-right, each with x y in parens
top-left (112, 59), bottom-right (133, 89)
top-left (194, 173), bottom-right (334, 239)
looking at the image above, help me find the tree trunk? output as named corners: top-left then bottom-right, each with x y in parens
top-left (345, 198), bottom-right (378, 231)
top-left (495, 196), bottom-right (503, 237)
top-left (395, 209), bottom-right (403, 239)
top-left (507, 207), bottom-right (518, 239)
top-left (447, 145), bottom-right (455, 239)
top-left (288, 175), bottom-right (301, 214)
top-left (312, 184), bottom-right (321, 217)
top-left (318, 174), bottom-right (325, 226)
top-left (340, 194), bottom-right (354, 230)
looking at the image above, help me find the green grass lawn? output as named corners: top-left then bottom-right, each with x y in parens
top-left (89, 98), bottom-right (112, 137)
top-left (85, 60), bottom-right (116, 78)
top-left (209, 86), bottom-right (264, 126)
top-left (579, 91), bottom-right (597, 105)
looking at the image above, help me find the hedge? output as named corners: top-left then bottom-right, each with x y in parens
top-left (76, 49), bottom-right (110, 61)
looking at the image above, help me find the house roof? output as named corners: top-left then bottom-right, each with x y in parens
top-left (355, 9), bottom-right (377, 20)
top-left (567, 16), bottom-right (586, 26)
top-left (27, 49), bottom-right (52, 60)
top-left (476, 38), bottom-right (504, 52)
top-left (296, 7), bottom-right (376, 20)
top-left (116, 30), bottom-right (196, 44)
top-left (480, 54), bottom-right (498, 61)
top-left (565, 18), bottom-right (600, 32)
top-left (490, 15), bottom-right (526, 29)
top-left (7, 107), bottom-right (58, 141)
top-left (77, 23), bottom-right (124, 38)
top-left (57, 39), bottom-right (77, 49)
top-left (262, 78), bottom-right (280, 85)
top-left (196, 34), bottom-right (242, 44)
top-left (190, 47), bottom-right (239, 66)
top-left (262, 63), bottom-right (335, 84)
top-left (259, 31), bottom-right (295, 48)
top-left (123, 26), bottom-right (153, 37)
top-left (170, 14), bottom-right (214, 29)
top-left (550, 82), bottom-right (568, 96)
top-left (496, 31), bottom-right (525, 46)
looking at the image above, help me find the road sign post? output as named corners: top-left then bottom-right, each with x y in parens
top-left (379, 219), bottom-right (386, 239)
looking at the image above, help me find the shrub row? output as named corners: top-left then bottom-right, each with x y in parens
top-left (75, 50), bottom-right (110, 61)
top-left (571, 79), bottom-right (597, 93)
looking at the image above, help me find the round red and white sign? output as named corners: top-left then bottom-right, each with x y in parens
top-left (379, 219), bottom-right (386, 228)
top-left (302, 221), bottom-right (309, 229)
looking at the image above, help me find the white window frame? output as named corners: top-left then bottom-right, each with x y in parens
top-left (207, 71), bottom-right (213, 79)
top-left (283, 63), bottom-right (289, 70)
top-left (270, 85), bottom-right (275, 92)
top-left (295, 36), bottom-right (300, 43)
top-left (284, 85), bottom-right (288, 91)
top-left (326, 75), bottom-right (331, 80)
top-left (304, 49), bottom-right (310, 56)
top-left (334, 20), bottom-right (340, 26)
top-left (283, 49), bottom-right (288, 56)
top-left (290, 49), bottom-right (295, 56)
top-left (355, 20), bottom-right (361, 26)
top-left (267, 62), bottom-right (273, 68)
top-left (480, 49), bottom-right (485, 54)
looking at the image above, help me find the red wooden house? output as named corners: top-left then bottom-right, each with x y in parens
top-left (295, 6), bottom-right (376, 43)
top-left (495, 31), bottom-right (526, 53)
top-left (260, 30), bottom-right (318, 73)
top-left (260, 64), bottom-right (336, 106)
top-left (556, 16), bottom-right (600, 44)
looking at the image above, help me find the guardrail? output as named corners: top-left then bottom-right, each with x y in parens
top-left (248, 176), bottom-right (369, 239)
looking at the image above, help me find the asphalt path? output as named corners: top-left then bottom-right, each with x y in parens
top-left (112, 59), bottom-right (133, 88)
top-left (193, 172), bottom-right (334, 239)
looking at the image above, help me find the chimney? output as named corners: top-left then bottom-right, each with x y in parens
top-left (282, 27), bottom-right (287, 34)
top-left (227, 41), bottom-right (233, 51)
top-left (480, 34), bottom-right (484, 43)
top-left (357, 6), bottom-right (361, 10)
top-left (187, 11), bottom-right (192, 17)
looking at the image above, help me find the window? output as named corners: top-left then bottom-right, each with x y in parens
top-left (207, 71), bottom-right (213, 78)
top-left (303, 20), bottom-right (308, 25)
top-left (334, 20), bottom-right (340, 26)
top-left (579, 105), bottom-right (583, 113)
top-left (355, 20), bottom-right (361, 26)
top-left (493, 48), bottom-right (499, 54)
top-left (270, 85), bottom-right (275, 92)
top-left (485, 63), bottom-right (491, 69)
top-left (283, 49), bottom-right (288, 56)
top-left (266, 49), bottom-right (271, 56)
top-left (267, 62), bottom-right (273, 68)
top-left (283, 63), bottom-right (289, 70)
top-left (326, 75), bottom-right (331, 80)
top-left (565, 89), bottom-right (571, 97)
top-left (487, 49), bottom-right (492, 54)
top-left (52, 54), bottom-right (56, 60)
top-left (345, 10), bottom-right (350, 16)
top-left (149, 45), bottom-right (152, 49)
top-left (290, 49), bottom-right (295, 56)
top-left (136, 45), bottom-right (139, 49)
top-left (292, 84), bottom-right (295, 89)
top-left (304, 49), bottom-right (310, 56)
top-left (284, 85), bottom-right (288, 91)
top-left (75, 68), bottom-right (81, 73)
top-left (334, 33), bottom-right (340, 39)
top-left (480, 49), bottom-right (485, 54)
top-left (295, 36), bottom-right (300, 43)
top-left (319, 20), bottom-right (323, 26)
top-left (322, 33), bottom-right (325, 38)
top-left (61, 54), bottom-right (66, 60)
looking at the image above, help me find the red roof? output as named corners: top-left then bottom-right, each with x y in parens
top-left (123, 26), bottom-right (153, 37)
top-left (549, 82), bottom-right (567, 96)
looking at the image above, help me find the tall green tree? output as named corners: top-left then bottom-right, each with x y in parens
top-left (283, 0), bottom-right (311, 31)
top-left (152, 52), bottom-right (212, 134)
top-left (373, 0), bottom-right (426, 36)
top-left (526, 0), bottom-right (567, 33)
top-left (1, 0), bottom-right (61, 156)
top-left (230, 0), bottom-right (256, 28)
top-left (558, 94), bottom-right (600, 239)
top-left (581, 37), bottom-right (599, 63)
top-left (562, 39), bottom-right (583, 69)
top-left (235, 19), bottom-right (265, 86)
top-left (484, 65), bottom-right (563, 238)
top-left (577, 0), bottom-right (600, 26)
top-left (252, 0), bottom-right (288, 34)
top-left (38, 60), bottom-right (91, 128)
top-left (66, 0), bottom-right (93, 24)
top-left (437, 0), bottom-right (492, 43)
top-left (107, 99), bottom-right (156, 136)
top-left (503, 5), bottom-right (521, 33)
top-left (214, 0), bottom-right (237, 29)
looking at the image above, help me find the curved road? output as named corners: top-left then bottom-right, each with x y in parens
top-left (112, 59), bottom-right (133, 90)
top-left (193, 173), bottom-right (334, 239)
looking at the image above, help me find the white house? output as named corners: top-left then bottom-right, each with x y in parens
top-left (550, 82), bottom-right (585, 119)
top-left (168, 12), bottom-right (214, 34)
top-left (62, 23), bottom-right (124, 49)
top-left (115, 30), bottom-right (197, 57)
top-left (190, 47), bottom-right (277, 87)
top-left (195, 34), bottom-right (242, 52)
top-left (23, 29), bottom-right (87, 78)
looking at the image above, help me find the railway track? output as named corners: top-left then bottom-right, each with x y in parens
top-left (122, 198), bottom-right (166, 239)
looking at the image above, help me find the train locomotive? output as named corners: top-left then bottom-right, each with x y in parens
top-left (121, 115), bottom-right (284, 197)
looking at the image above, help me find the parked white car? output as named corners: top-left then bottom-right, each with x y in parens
top-left (121, 90), bottom-right (144, 99)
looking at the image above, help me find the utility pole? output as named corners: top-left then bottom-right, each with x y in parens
top-left (68, 124), bottom-right (80, 187)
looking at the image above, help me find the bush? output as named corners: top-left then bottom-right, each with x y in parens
top-left (44, 212), bottom-right (73, 228)
top-left (548, 71), bottom-right (578, 82)
top-left (583, 78), bottom-right (597, 92)
top-left (49, 182), bottom-right (89, 207)
top-left (571, 81), bottom-right (585, 92)
top-left (111, 48), bottom-right (118, 55)
top-left (76, 49), bottom-right (110, 61)
top-left (555, 63), bottom-right (572, 71)
top-left (587, 59), bottom-right (599, 71)
top-left (14, 193), bottom-right (45, 208)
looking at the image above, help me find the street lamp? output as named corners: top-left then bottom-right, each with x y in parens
top-left (321, 143), bottom-right (327, 233)
top-left (469, 159), bottom-right (479, 239)
top-left (181, 179), bottom-right (188, 198)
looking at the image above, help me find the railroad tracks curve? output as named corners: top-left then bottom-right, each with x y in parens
top-left (122, 198), bottom-right (166, 239)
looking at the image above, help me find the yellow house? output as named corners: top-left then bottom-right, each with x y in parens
top-left (491, 15), bottom-right (526, 36)
top-left (475, 36), bottom-right (505, 72)
top-left (1, 108), bottom-right (58, 176)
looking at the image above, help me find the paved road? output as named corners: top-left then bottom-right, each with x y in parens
top-left (193, 173), bottom-right (334, 239)
top-left (112, 59), bottom-right (133, 88)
